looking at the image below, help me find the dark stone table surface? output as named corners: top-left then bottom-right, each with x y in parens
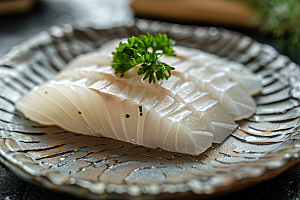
top-left (0, 1), bottom-right (300, 199)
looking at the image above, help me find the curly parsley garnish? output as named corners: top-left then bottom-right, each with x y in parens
top-left (112, 33), bottom-right (176, 83)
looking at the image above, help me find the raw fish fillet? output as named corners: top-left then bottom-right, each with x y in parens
top-left (99, 39), bottom-right (260, 120)
top-left (16, 42), bottom-right (261, 155)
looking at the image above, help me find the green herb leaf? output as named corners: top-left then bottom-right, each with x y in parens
top-left (139, 106), bottom-right (143, 116)
top-left (112, 33), bottom-right (176, 83)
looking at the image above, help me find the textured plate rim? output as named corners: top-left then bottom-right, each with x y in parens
top-left (0, 18), bottom-right (300, 199)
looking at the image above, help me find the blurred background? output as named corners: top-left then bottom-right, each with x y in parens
top-left (0, 0), bottom-right (300, 199)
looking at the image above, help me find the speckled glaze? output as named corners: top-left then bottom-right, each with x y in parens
top-left (0, 19), bottom-right (300, 199)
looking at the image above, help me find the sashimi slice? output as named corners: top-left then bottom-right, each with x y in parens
top-left (16, 55), bottom-right (239, 155)
top-left (186, 67), bottom-right (256, 120)
top-left (16, 40), bottom-right (261, 155)
top-left (190, 53), bottom-right (261, 95)
top-left (99, 38), bottom-right (261, 95)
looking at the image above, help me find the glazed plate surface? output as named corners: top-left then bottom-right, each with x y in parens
top-left (0, 19), bottom-right (300, 199)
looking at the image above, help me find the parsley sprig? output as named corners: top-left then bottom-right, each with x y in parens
top-left (112, 33), bottom-right (176, 83)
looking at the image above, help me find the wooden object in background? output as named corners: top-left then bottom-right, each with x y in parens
top-left (131, 0), bottom-right (255, 27)
top-left (0, 0), bottom-right (36, 15)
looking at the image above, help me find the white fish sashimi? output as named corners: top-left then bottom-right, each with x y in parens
top-left (163, 60), bottom-right (256, 120)
top-left (16, 55), bottom-right (239, 155)
top-left (190, 53), bottom-right (261, 95)
top-left (16, 42), bottom-right (261, 155)
top-left (98, 38), bottom-right (127, 57)
top-left (156, 46), bottom-right (261, 96)
top-left (97, 38), bottom-right (261, 95)
top-left (16, 69), bottom-right (203, 154)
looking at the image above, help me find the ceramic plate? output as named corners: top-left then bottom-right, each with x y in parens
top-left (0, 19), bottom-right (300, 199)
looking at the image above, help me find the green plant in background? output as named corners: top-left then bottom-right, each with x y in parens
top-left (244, 0), bottom-right (300, 55)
